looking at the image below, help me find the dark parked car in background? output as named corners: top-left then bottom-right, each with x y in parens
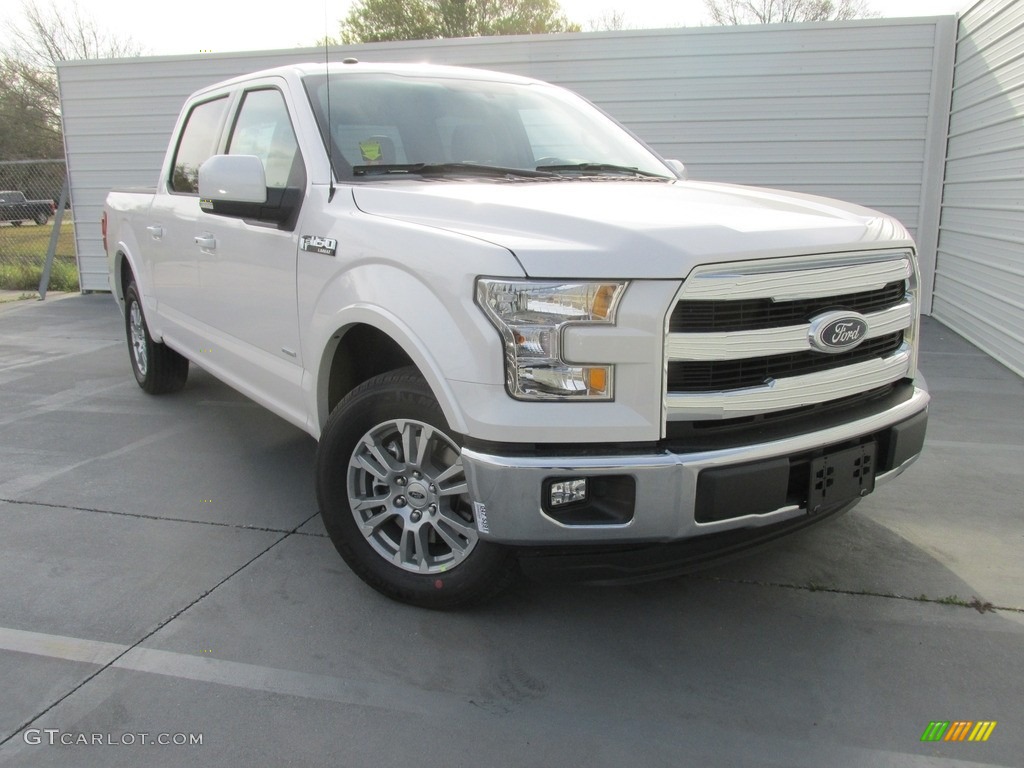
top-left (0, 190), bottom-right (55, 226)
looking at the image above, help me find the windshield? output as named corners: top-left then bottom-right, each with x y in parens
top-left (302, 72), bottom-right (673, 181)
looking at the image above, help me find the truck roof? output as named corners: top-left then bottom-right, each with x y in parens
top-left (189, 60), bottom-right (538, 99)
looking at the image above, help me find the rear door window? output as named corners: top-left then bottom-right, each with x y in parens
top-left (170, 97), bottom-right (230, 193)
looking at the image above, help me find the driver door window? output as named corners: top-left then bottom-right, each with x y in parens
top-left (228, 89), bottom-right (304, 188)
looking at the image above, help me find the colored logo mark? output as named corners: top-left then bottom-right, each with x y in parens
top-left (921, 721), bottom-right (997, 742)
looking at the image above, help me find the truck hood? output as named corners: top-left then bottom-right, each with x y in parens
top-left (350, 180), bottom-right (913, 279)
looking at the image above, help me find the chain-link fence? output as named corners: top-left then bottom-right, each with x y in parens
top-left (0, 159), bottom-right (79, 293)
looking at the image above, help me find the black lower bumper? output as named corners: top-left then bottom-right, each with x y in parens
top-left (515, 499), bottom-right (859, 585)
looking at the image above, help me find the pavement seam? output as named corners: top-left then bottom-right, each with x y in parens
top-left (0, 497), bottom-right (329, 537)
top-left (0, 510), bottom-right (320, 747)
top-left (3, 498), bottom-right (1017, 612)
top-left (2, 499), bottom-right (1017, 611)
top-left (691, 574), bottom-right (1024, 613)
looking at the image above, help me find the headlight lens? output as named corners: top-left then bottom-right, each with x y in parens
top-left (477, 279), bottom-right (627, 400)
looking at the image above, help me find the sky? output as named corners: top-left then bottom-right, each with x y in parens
top-left (1, 0), bottom-right (971, 57)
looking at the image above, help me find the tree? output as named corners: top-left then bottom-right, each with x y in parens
top-left (340, 0), bottom-right (581, 44)
top-left (0, 58), bottom-right (63, 160)
top-left (1, 1), bottom-right (142, 160)
top-left (587, 10), bottom-right (629, 32)
top-left (704, 0), bottom-right (875, 25)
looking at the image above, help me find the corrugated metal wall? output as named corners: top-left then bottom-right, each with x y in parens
top-left (59, 18), bottom-right (956, 295)
top-left (934, 0), bottom-right (1024, 378)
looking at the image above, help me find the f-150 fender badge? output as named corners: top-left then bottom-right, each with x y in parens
top-left (808, 311), bottom-right (869, 353)
top-left (300, 235), bottom-right (337, 257)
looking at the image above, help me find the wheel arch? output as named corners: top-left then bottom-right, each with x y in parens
top-left (314, 312), bottom-right (471, 438)
top-left (116, 250), bottom-right (134, 305)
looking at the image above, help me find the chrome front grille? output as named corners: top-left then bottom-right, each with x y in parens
top-left (667, 332), bottom-right (905, 392)
top-left (664, 250), bottom-right (918, 423)
top-left (669, 281), bottom-right (906, 333)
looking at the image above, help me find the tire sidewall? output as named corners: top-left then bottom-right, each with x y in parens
top-left (124, 282), bottom-right (151, 387)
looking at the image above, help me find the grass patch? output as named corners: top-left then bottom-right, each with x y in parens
top-left (0, 259), bottom-right (79, 292)
top-left (0, 219), bottom-right (76, 257)
top-left (0, 219), bottom-right (79, 291)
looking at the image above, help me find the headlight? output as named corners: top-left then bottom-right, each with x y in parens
top-left (477, 279), bottom-right (627, 400)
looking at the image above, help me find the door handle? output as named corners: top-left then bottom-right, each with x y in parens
top-left (194, 234), bottom-right (216, 249)
top-left (146, 225), bottom-right (163, 239)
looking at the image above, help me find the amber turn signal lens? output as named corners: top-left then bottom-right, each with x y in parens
top-left (586, 367), bottom-right (608, 394)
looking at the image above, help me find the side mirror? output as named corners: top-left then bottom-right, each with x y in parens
top-left (199, 154), bottom-right (267, 203)
top-left (197, 155), bottom-right (301, 227)
top-left (664, 159), bottom-right (687, 180)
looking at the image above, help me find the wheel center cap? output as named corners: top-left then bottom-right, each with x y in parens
top-left (405, 481), bottom-right (430, 509)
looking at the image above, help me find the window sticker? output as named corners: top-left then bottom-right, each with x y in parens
top-left (359, 139), bottom-right (383, 163)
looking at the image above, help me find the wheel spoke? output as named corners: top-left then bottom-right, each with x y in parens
top-left (434, 506), bottom-right (477, 539)
top-left (358, 506), bottom-right (394, 534)
top-left (368, 434), bottom-right (404, 474)
top-left (431, 518), bottom-right (474, 556)
top-left (433, 461), bottom-right (468, 497)
top-left (353, 434), bottom-right (400, 481)
top-left (397, 420), bottom-right (416, 468)
top-left (413, 424), bottom-right (433, 468)
top-left (398, 525), bottom-right (418, 567)
top-left (397, 523), bottom-right (432, 571)
top-left (354, 452), bottom-right (389, 482)
top-left (398, 420), bottom-right (432, 470)
top-left (437, 481), bottom-right (469, 498)
top-left (351, 494), bottom-right (390, 512)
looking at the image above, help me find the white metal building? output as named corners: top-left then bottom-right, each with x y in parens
top-left (935, 0), bottom-right (1024, 378)
top-left (56, 3), bottom-right (1024, 377)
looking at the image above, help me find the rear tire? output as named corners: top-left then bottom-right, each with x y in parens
top-left (124, 280), bottom-right (189, 394)
top-left (34, 212), bottom-right (49, 225)
top-left (316, 368), bottom-right (518, 608)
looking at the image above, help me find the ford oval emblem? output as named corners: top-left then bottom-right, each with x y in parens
top-left (808, 311), bottom-right (869, 354)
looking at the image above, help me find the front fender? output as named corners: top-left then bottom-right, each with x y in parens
top-left (304, 263), bottom-right (510, 437)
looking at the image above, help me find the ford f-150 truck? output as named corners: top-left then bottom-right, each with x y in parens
top-left (0, 190), bottom-right (55, 225)
top-left (104, 61), bottom-right (929, 607)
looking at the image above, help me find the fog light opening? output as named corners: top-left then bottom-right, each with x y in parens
top-left (549, 478), bottom-right (588, 508)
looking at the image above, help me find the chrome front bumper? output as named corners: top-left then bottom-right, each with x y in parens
top-left (462, 384), bottom-right (929, 546)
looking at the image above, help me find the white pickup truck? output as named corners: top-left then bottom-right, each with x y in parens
top-left (104, 61), bottom-right (929, 607)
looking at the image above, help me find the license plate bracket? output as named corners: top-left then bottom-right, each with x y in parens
top-left (808, 442), bottom-right (876, 514)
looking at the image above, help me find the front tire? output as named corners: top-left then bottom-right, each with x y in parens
top-left (124, 280), bottom-right (189, 394)
top-left (316, 369), bottom-right (518, 608)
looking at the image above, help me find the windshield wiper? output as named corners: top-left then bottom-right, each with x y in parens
top-left (534, 163), bottom-right (670, 179)
top-left (353, 162), bottom-right (554, 178)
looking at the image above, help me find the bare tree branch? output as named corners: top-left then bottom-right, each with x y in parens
top-left (704, 0), bottom-right (876, 25)
top-left (587, 10), bottom-right (630, 32)
top-left (1, 1), bottom-right (144, 159)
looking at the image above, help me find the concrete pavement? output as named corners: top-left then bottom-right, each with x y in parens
top-left (0, 295), bottom-right (1020, 767)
